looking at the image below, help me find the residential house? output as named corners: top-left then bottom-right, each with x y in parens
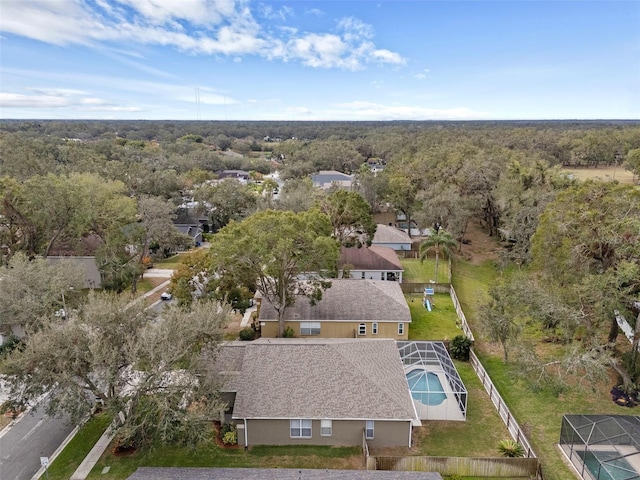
top-left (371, 224), bottom-right (413, 251)
top-left (257, 279), bottom-right (411, 339)
top-left (339, 245), bottom-right (404, 282)
top-left (174, 224), bottom-right (203, 247)
top-left (219, 170), bottom-right (250, 182)
top-left (218, 338), bottom-right (420, 448)
top-left (311, 170), bottom-right (353, 191)
top-left (47, 256), bottom-right (102, 289)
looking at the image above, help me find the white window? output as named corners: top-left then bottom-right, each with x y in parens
top-left (381, 272), bottom-right (384, 280)
top-left (321, 419), bottom-right (332, 436)
top-left (300, 322), bottom-right (321, 335)
top-left (290, 419), bottom-right (312, 438)
top-left (361, 271), bottom-right (365, 279)
top-left (398, 323), bottom-right (404, 335)
top-left (365, 420), bottom-right (374, 439)
top-left (372, 322), bottom-right (378, 335)
top-left (358, 323), bottom-right (366, 335)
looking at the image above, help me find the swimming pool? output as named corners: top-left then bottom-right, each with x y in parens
top-left (406, 369), bottom-right (447, 406)
top-left (577, 450), bottom-right (639, 480)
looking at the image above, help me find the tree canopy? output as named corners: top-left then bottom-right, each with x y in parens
top-left (1, 293), bottom-right (232, 449)
top-left (209, 209), bottom-right (339, 336)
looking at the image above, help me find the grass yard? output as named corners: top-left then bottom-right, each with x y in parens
top-left (451, 256), bottom-right (635, 480)
top-left (408, 361), bottom-right (512, 458)
top-left (407, 293), bottom-right (461, 341)
top-left (153, 253), bottom-right (188, 270)
top-left (86, 442), bottom-right (362, 479)
top-left (46, 413), bottom-right (112, 480)
top-left (401, 258), bottom-right (451, 284)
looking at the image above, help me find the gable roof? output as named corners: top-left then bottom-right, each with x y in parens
top-left (231, 338), bottom-right (417, 421)
top-left (258, 279), bottom-right (410, 323)
top-left (339, 246), bottom-right (403, 271)
top-left (372, 224), bottom-right (412, 245)
top-left (311, 170), bottom-right (353, 187)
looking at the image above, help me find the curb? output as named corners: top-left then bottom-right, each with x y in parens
top-left (31, 424), bottom-right (81, 479)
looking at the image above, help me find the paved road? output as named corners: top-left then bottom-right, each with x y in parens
top-left (0, 397), bottom-right (74, 480)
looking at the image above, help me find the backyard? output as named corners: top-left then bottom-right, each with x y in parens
top-left (452, 257), bottom-right (634, 480)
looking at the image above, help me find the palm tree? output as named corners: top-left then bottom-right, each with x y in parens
top-left (419, 229), bottom-right (456, 283)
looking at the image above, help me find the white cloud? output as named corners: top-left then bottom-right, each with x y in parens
top-left (372, 49), bottom-right (405, 65)
top-left (414, 68), bottom-right (431, 79)
top-left (0, 92), bottom-right (71, 108)
top-left (0, 0), bottom-right (405, 71)
top-left (0, 89), bottom-right (143, 112)
top-left (337, 17), bottom-right (374, 41)
top-left (114, 0), bottom-right (236, 26)
top-left (330, 101), bottom-right (488, 120)
top-left (306, 9), bottom-right (324, 17)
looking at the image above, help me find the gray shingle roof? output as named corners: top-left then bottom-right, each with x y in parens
top-left (232, 338), bottom-right (417, 421)
top-left (128, 467), bottom-right (443, 480)
top-left (340, 246), bottom-right (403, 271)
top-left (372, 224), bottom-right (412, 245)
top-left (258, 279), bottom-right (410, 323)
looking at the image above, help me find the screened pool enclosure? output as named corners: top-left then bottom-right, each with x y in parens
top-left (560, 415), bottom-right (640, 480)
top-left (397, 341), bottom-right (467, 421)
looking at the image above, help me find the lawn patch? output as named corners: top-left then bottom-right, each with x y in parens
top-left (407, 293), bottom-right (461, 341)
top-left (401, 258), bottom-right (450, 284)
top-left (46, 413), bottom-right (112, 480)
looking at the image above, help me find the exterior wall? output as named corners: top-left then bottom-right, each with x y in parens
top-left (373, 242), bottom-right (411, 251)
top-left (347, 269), bottom-right (403, 283)
top-left (259, 320), bottom-right (409, 340)
top-left (244, 419), bottom-right (411, 448)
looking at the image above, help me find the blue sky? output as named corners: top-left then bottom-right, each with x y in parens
top-left (1, 0), bottom-right (638, 120)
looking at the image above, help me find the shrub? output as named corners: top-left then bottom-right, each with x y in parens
top-left (497, 438), bottom-right (525, 457)
top-left (282, 326), bottom-right (296, 338)
top-left (239, 327), bottom-right (256, 341)
top-left (221, 423), bottom-right (238, 445)
top-left (222, 429), bottom-right (238, 445)
top-left (449, 335), bottom-right (472, 361)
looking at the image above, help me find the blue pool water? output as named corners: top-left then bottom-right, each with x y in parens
top-left (406, 369), bottom-right (447, 406)
top-left (577, 450), bottom-right (639, 480)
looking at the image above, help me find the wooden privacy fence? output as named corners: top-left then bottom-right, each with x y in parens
top-left (400, 283), bottom-right (450, 295)
top-left (371, 456), bottom-right (538, 477)
top-left (469, 349), bottom-right (537, 459)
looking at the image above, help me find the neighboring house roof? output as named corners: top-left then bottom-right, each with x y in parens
top-left (311, 170), bottom-right (353, 189)
top-left (258, 279), bottom-right (410, 323)
top-left (372, 224), bottom-right (412, 245)
top-left (174, 224), bottom-right (203, 239)
top-left (127, 467), bottom-right (443, 480)
top-left (231, 338), bottom-right (417, 422)
top-left (46, 256), bottom-right (102, 289)
top-left (212, 342), bottom-right (246, 392)
top-left (340, 245), bottom-right (403, 272)
top-left (219, 169), bottom-right (249, 178)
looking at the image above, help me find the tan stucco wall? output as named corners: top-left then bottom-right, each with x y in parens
top-left (259, 320), bottom-right (409, 340)
top-left (244, 419), bottom-right (411, 448)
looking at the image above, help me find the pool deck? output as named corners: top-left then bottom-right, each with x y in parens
top-left (405, 366), bottom-right (466, 421)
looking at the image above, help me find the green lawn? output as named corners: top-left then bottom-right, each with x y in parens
top-left (401, 258), bottom-right (450, 284)
top-left (153, 253), bottom-right (188, 270)
top-left (407, 293), bottom-right (461, 341)
top-left (46, 413), bottom-right (112, 480)
top-left (451, 257), bottom-right (631, 480)
top-left (411, 361), bottom-right (512, 458)
top-left (87, 443), bottom-right (362, 479)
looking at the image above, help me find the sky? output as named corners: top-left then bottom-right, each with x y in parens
top-left (0, 0), bottom-right (639, 121)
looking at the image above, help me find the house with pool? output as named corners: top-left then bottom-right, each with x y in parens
top-left (215, 338), bottom-right (467, 449)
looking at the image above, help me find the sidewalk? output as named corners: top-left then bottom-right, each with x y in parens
top-left (69, 423), bottom-right (116, 480)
